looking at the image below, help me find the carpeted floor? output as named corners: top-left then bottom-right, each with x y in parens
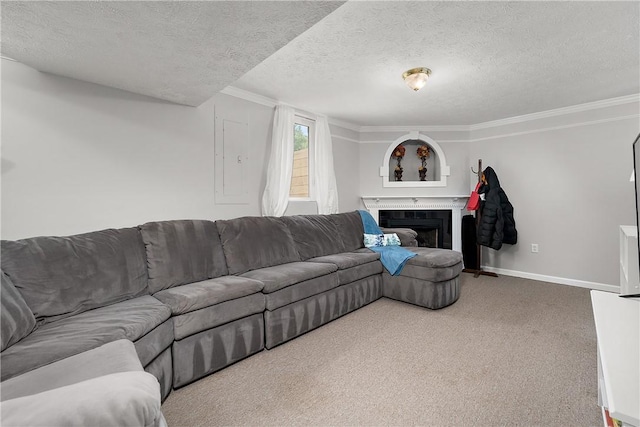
top-left (161, 274), bottom-right (602, 426)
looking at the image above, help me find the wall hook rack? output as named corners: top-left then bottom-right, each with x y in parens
top-left (463, 158), bottom-right (498, 279)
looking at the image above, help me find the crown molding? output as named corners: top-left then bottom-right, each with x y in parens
top-left (330, 134), bottom-right (360, 143)
top-left (219, 86), bottom-right (277, 108)
top-left (359, 115), bottom-right (639, 144)
top-left (466, 114), bottom-right (640, 142)
top-left (467, 94), bottom-right (640, 131)
top-left (359, 124), bottom-right (470, 133)
top-left (220, 86), bottom-right (640, 138)
top-left (360, 94), bottom-right (640, 133)
top-left (326, 118), bottom-right (361, 132)
top-left (220, 85), bottom-right (362, 133)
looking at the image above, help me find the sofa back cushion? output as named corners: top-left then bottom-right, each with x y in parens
top-left (139, 220), bottom-right (228, 293)
top-left (216, 216), bottom-right (301, 275)
top-left (0, 228), bottom-right (148, 324)
top-left (330, 211), bottom-right (365, 252)
top-left (280, 215), bottom-right (345, 260)
top-left (1, 271), bottom-right (36, 351)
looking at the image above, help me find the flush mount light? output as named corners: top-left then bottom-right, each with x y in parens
top-left (402, 67), bottom-right (431, 91)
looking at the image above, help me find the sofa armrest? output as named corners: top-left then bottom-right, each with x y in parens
top-left (379, 227), bottom-right (418, 247)
top-left (1, 339), bottom-right (142, 401)
top-left (1, 371), bottom-right (164, 427)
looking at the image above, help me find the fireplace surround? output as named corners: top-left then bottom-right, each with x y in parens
top-left (361, 196), bottom-right (468, 252)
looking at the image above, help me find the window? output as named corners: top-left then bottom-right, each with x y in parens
top-left (289, 117), bottom-right (315, 199)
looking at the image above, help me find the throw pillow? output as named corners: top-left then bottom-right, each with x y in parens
top-left (383, 233), bottom-right (402, 246)
top-left (363, 233), bottom-right (384, 248)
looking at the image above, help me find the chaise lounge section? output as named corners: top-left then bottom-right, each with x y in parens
top-left (0, 211), bottom-right (463, 424)
top-left (383, 247), bottom-right (463, 309)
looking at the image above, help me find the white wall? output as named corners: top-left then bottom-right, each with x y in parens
top-left (467, 104), bottom-right (639, 287)
top-left (1, 60), bottom-right (361, 239)
top-left (331, 126), bottom-right (361, 212)
top-left (2, 61), bottom-right (209, 239)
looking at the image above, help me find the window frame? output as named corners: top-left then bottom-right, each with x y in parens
top-left (289, 115), bottom-right (315, 201)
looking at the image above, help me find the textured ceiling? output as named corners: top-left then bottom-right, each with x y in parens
top-left (2, 1), bottom-right (638, 125)
top-left (233, 1), bottom-right (640, 126)
top-left (1, 1), bottom-right (344, 106)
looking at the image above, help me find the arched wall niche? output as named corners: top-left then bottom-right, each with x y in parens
top-left (379, 131), bottom-right (451, 188)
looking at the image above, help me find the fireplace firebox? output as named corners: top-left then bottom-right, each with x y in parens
top-left (379, 210), bottom-right (452, 249)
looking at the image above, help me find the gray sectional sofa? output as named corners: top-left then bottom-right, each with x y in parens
top-left (0, 211), bottom-right (463, 425)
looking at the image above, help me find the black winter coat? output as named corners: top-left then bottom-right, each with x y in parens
top-left (477, 167), bottom-right (517, 250)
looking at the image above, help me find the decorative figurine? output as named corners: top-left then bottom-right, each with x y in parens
top-left (393, 144), bottom-right (405, 181)
top-left (417, 144), bottom-right (430, 181)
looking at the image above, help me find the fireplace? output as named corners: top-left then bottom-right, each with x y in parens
top-left (379, 210), bottom-right (452, 249)
top-left (361, 196), bottom-right (468, 252)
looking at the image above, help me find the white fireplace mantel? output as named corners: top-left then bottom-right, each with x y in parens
top-left (361, 195), bottom-right (469, 252)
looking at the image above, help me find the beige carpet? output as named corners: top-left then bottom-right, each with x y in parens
top-left (161, 274), bottom-right (602, 426)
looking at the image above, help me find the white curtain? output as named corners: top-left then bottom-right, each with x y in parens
top-left (261, 105), bottom-right (295, 216)
top-left (314, 116), bottom-right (339, 214)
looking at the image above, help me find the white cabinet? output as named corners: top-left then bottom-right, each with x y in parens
top-left (591, 290), bottom-right (639, 426)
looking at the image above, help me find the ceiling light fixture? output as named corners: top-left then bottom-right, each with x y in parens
top-left (402, 67), bottom-right (431, 92)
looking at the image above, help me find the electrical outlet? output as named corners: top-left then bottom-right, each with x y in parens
top-left (531, 244), bottom-right (539, 253)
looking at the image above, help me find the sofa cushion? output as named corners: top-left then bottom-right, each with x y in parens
top-left (329, 211), bottom-right (364, 252)
top-left (1, 339), bottom-right (142, 401)
top-left (153, 276), bottom-right (264, 315)
top-left (241, 262), bottom-right (337, 294)
top-left (404, 247), bottom-right (463, 268)
top-left (398, 247), bottom-right (464, 282)
top-left (310, 250), bottom-right (383, 286)
top-left (264, 273), bottom-right (340, 311)
top-left (140, 220), bottom-right (228, 293)
top-left (337, 262), bottom-right (383, 286)
top-left (1, 271), bottom-right (36, 352)
top-left (172, 293), bottom-right (265, 340)
top-left (280, 215), bottom-right (345, 260)
top-left (0, 295), bottom-right (171, 381)
top-left (216, 216), bottom-right (301, 275)
top-left (351, 247), bottom-right (375, 254)
top-left (1, 228), bottom-right (149, 323)
top-left (308, 252), bottom-right (381, 270)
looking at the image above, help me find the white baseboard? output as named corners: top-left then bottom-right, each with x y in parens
top-left (480, 265), bottom-right (620, 293)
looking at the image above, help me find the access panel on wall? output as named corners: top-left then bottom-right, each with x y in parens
top-left (214, 111), bottom-right (249, 204)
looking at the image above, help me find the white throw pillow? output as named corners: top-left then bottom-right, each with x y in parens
top-left (383, 233), bottom-right (401, 246)
top-left (363, 234), bottom-right (384, 248)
